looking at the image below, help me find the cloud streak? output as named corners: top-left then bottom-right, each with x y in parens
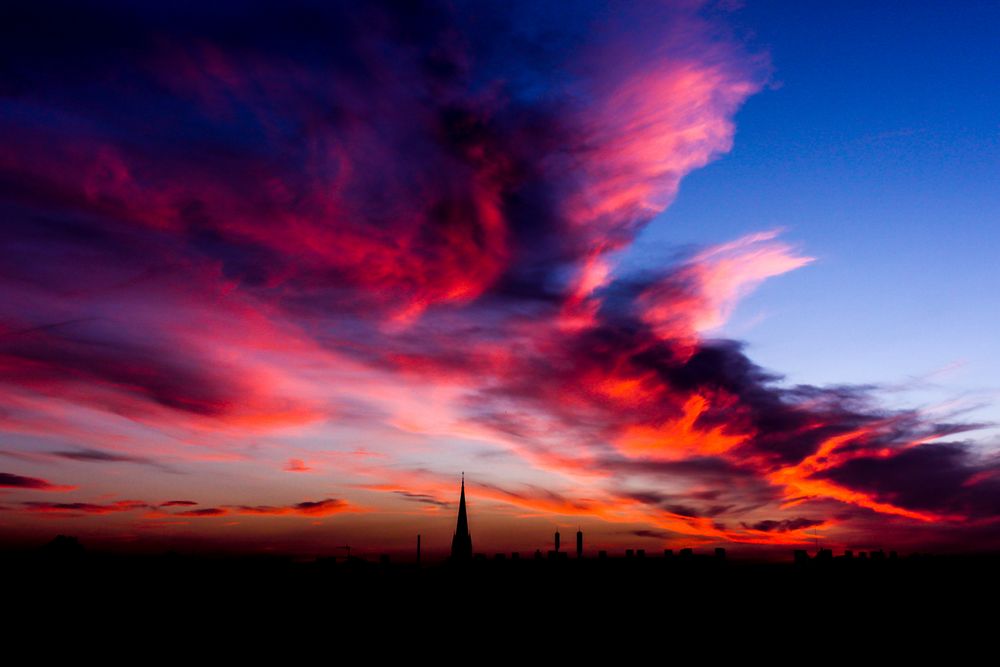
top-left (0, 472), bottom-right (75, 491)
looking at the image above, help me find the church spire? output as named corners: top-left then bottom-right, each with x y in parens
top-left (451, 473), bottom-right (472, 561)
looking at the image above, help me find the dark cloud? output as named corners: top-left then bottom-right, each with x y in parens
top-left (818, 443), bottom-right (1000, 519)
top-left (229, 498), bottom-right (352, 517)
top-left (632, 529), bottom-right (675, 540)
top-left (453, 262), bottom-right (999, 536)
top-left (176, 507), bottom-right (228, 517)
top-left (22, 500), bottom-right (147, 514)
top-left (51, 449), bottom-right (148, 463)
top-left (49, 448), bottom-right (177, 473)
top-left (292, 499), bottom-right (350, 515)
top-left (600, 456), bottom-right (762, 481)
top-left (476, 482), bottom-right (593, 513)
top-left (745, 518), bottom-right (825, 533)
top-left (619, 489), bottom-right (737, 519)
top-left (0, 472), bottom-right (72, 490)
top-left (392, 491), bottom-right (452, 508)
top-left (0, 323), bottom-right (249, 417)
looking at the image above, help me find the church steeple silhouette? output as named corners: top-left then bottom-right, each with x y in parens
top-left (451, 473), bottom-right (472, 561)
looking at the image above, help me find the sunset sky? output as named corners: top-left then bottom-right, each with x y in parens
top-left (2, 0), bottom-right (999, 559)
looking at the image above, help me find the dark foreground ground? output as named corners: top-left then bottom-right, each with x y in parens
top-left (5, 544), bottom-right (998, 637)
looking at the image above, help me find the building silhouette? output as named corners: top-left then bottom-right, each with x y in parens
top-left (450, 474), bottom-right (472, 561)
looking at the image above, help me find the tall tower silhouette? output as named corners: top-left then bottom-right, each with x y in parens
top-left (451, 473), bottom-right (472, 561)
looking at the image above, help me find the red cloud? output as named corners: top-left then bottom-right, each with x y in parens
top-left (23, 500), bottom-right (147, 515)
top-left (176, 508), bottom-right (228, 517)
top-left (232, 499), bottom-right (355, 517)
top-left (284, 459), bottom-right (311, 473)
top-left (0, 472), bottom-right (75, 491)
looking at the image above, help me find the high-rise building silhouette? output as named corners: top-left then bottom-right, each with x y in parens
top-left (554, 530), bottom-right (561, 552)
top-left (451, 474), bottom-right (472, 561)
top-left (576, 528), bottom-right (583, 558)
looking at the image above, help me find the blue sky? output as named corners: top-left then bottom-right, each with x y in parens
top-left (634, 0), bottom-right (1000, 442)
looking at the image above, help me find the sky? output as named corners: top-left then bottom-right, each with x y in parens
top-left (1, 0), bottom-right (998, 560)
